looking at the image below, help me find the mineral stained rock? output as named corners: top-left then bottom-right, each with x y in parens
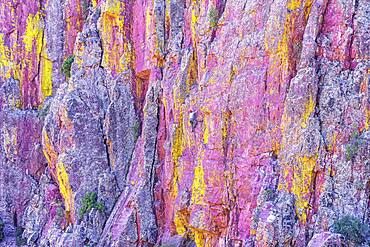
top-left (0, 0), bottom-right (369, 246)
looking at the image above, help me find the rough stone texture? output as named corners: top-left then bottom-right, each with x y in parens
top-left (0, 0), bottom-right (369, 246)
top-left (307, 232), bottom-right (346, 247)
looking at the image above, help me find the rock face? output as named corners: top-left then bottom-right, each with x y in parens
top-left (0, 0), bottom-right (369, 246)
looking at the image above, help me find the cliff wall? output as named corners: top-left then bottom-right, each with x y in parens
top-left (0, 0), bottom-right (369, 246)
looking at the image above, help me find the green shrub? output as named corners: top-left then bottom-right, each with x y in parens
top-left (0, 218), bottom-right (4, 242)
top-left (61, 55), bottom-right (75, 78)
top-left (16, 226), bottom-right (27, 246)
top-left (208, 7), bottom-right (219, 28)
top-left (333, 215), bottom-right (369, 245)
top-left (133, 121), bottom-right (141, 139)
top-left (37, 102), bottom-right (50, 119)
top-left (346, 130), bottom-right (360, 161)
top-left (263, 188), bottom-right (275, 201)
top-left (81, 0), bottom-right (89, 20)
top-left (79, 192), bottom-right (105, 218)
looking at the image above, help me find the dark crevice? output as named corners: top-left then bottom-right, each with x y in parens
top-left (149, 88), bottom-right (161, 198)
top-left (99, 119), bottom-right (112, 172)
top-left (313, 0), bottom-right (331, 153)
top-left (347, 0), bottom-right (359, 70)
top-left (315, 68), bottom-right (327, 152)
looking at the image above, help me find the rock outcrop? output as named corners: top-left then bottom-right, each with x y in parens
top-left (0, 0), bottom-right (369, 246)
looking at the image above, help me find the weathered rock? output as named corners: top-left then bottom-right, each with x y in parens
top-left (0, 0), bottom-right (370, 246)
top-left (307, 232), bottom-right (345, 247)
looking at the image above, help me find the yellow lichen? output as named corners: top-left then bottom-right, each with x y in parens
top-left (174, 208), bottom-right (189, 236)
top-left (40, 53), bottom-right (53, 98)
top-left (328, 132), bottom-right (337, 153)
top-left (120, 42), bottom-right (133, 72)
top-left (194, 230), bottom-right (205, 247)
top-left (101, 0), bottom-right (126, 73)
top-left (165, 0), bottom-right (171, 30)
top-left (301, 96), bottom-right (315, 128)
top-left (174, 208), bottom-right (210, 247)
top-left (292, 155), bottom-right (317, 223)
top-left (42, 130), bottom-right (56, 167)
top-left (171, 110), bottom-right (184, 198)
top-left (43, 130), bottom-right (74, 222)
top-left (276, 20), bottom-right (289, 71)
top-left (287, 0), bottom-right (301, 10)
top-left (56, 161), bottom-right (73, 213)
top-left (265, 0), bottom-right (313, 82)
top-left (103, 0), bottom-right (122, 14)
top-left (272, 141), bottom-right (280, 156)
top-left (304, 0), bottom-right (314, 19)
top-left (366, 108), bottom-right (370, 131)
top-left (0, 34), bottom-right (12, 78)
top-left (191, 8), bottom-right (198, 44)
top-left (23, 13), bottom-right (43, 54)
top-left (191, 152), bottom-right (206, 205)
top-left (203, 111), bottom-right (210, 144)
top-left (145, 6), bottom-right (151, 41)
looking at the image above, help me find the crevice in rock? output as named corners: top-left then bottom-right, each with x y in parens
top-left (99, 119), bottom-right (112, 171)
top-left (347, 0), bottom-right (359, 70)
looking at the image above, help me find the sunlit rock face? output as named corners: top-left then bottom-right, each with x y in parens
top-left (0, 0), bottom-right (369, 246)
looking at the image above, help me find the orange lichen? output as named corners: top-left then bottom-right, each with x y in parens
top-left (328, 132), bottom-right (338, 153)
top-left (107, 139), bottom-right (115, 169)
top-left (174, 207), bottom-right (213, 247)
top-left (304, 0), bottom-right (314, 19)
top-left (42, 130), bottom-right (58, 175)
top-left (186, 50), bottom-right (198, 93)
top-left (43, 129), bottom-right (75, 222)
top-left (174, 208), bottom-right (189, 236)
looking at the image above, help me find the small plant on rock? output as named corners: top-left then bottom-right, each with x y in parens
top-left (208, 6), bottom-right (219, 28)
top-left (79, 192), bottom-right (105, 218)
top-left (0, 218), bottom-right (4, 242)
top-left (61, 55), bottom-right (75, 78)
top-left (263, 188), bottom-right (275, 201)
top-left (37, 101), bottom-right (51, 119)
top-left (16, 226), bottom-right (27, 246)
top-left (345, 130), bottom-right (360, 161)
top-left (81, 0), bottom-right (90, 20)
top-left (333, 215), bottom-right (370, 245)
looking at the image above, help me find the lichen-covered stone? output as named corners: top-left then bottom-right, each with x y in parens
top-left (0, 0), bottom-right (369, 246)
